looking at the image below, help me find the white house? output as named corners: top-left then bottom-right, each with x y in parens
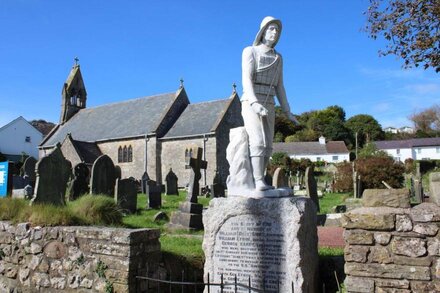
top-left (384, 127), bottom-right (399, 134)
top-left (273, 136), bottom-right (350, 163)
top-left (0, 116), bottom-right (43, 160)
top-left (375, 137), bottom-right (440, 161)
top-left (399, 126), bottom-right (415, 134)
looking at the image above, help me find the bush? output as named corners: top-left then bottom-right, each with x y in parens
top-left (404, 158), bottom-right (415, 174)
top-left (70, 195), bottom-right (123, 226)
top-left (357, 157), bottom-right (405, 189)
top-left (334, 162), bottom-right (353, 192)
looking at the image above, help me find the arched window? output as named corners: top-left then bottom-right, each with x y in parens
top-left (118, 146), bottom-right (123, 163)
top-left (189, 149), bottom-right (193, 158)
top-left (123, 146), bottom-right (128, 162)
top-left (185, 149), bottom-right (189, 157)
top-left (128, 145), bottom-right (133, 162)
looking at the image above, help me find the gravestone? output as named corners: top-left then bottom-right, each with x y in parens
top-left (165, 168), bottom-right (179, 195)
top-left (169, 147), bottom-right (207, 230)
top-left (67, 163), bottom-right (89, 201)
top-left (31, 145), bottom-right (72, 205)
top-left (429, 172), bottom-right (440, 206)
top-left (211, 170), bottom-right (225, 198)
top-left (141, 172), bottom-right (149, 194)
top-left (305, 166), bottom-right (320, 212)
top-left (12, 175), bottom-right (29, 190)
top-left (412, 176), bottom-right (423, 203)
top-left (273, 167), bottom-right (288, 188)
top-left (148, 184), bottom-right (162, 209)
top-left (22, 156), bottom-right (37, 186)
top-left (115, 178), bottom-right (137, 213)
top-left (90, 155), bottom-right (116, 196)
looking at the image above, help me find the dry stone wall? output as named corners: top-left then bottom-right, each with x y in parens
top-left (342, 203), bottom-right (440, 292)
top-left (0, 222), bottom-right (160, 292)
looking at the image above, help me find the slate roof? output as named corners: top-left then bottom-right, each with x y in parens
top-left (375, 137), bottom-right (440, 149)
top-left (42, 92), bottom-right (178, 147)
top-left (273, 141), bottom-right (349, 155)
top-left (163, 97), bottom-right (232, 138)
top-left (71, 140), bottom-right (102, 165)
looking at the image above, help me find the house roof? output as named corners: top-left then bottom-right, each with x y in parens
top-left (273, 140), bottom-right (349, 156)
top-left (375, 137), bottom-right (440, 149)
top-left (162, 95), bottom-right (234, 138)
top-left (42, 90), bottom-right (180, 147)
top-left (0, 116), bottom-right (42, 135)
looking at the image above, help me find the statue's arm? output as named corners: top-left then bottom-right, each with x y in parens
top-left (242, 47), bottom-right (258, 105)
top-left (276, 55), bottom-right (299, 124)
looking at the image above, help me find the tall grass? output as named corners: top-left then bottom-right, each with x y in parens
top-left (69, 194), bottom-right (123, 226)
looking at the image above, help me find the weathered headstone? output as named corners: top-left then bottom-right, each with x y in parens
top-left (114, 178), bottom-right (137, 213)
top-left (12, 175), bottom-right (29, 190)
top-left (273, 167), bottom-right (288, 188)
top-left (153, 211), bottom-right (169, 222)
top-left (169, 147), bottom-right (207, 230)
top-left (22, 156), bottom-right (37, 185)
top-left (211, 170), bottom-right (225, 198)
top-left (413, 177), bottom-right (423, 203)
top-left (90, 155), bottom-right (116, 196)
top-left (148, 184), bottom-right (162, 209)
top-left (305, 166), bottom-right (320, 212)
top-left (165, 168), bottom-right (179, 195)
top-left (31, 145), bottom-right (72, 205)
top-left (362, 188), bottom-right (411, 208)
top-left (429, 172), bottom-right (440, 206)
top-left (141, 172), bottom-right (149, 194)
top-left (67, 163), bottom-right (89, 201)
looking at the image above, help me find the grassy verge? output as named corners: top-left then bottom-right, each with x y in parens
top-left (318, 193), bottom-right (350, 214)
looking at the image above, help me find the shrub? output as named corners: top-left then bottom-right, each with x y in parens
top-left (70, 195), bottom-right (123, 226)
top-left (404, 158), bottom-right (415, 174)
top-left (334, 162), bottom-right (353, 192)
top-left (357, 157), bottom-right (405, 189)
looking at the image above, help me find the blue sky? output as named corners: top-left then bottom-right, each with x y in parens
top-left (0, 0), bottom-right (439, 129)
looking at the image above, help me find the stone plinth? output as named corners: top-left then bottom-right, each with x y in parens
top-left (168, 202), bottom-right (204, 230)
top-left (203, 196), bottom-right (318, 293)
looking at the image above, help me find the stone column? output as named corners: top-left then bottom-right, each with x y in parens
top-left (203, 197), bottom-right (318, 292)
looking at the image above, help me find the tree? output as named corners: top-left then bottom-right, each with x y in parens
top-left (409, 105), bottom-right (439, 133)
top-left (358, 142), bottom-right (390, 158)
top-left (30, 119), bottom-right (56, 136)
top-left (345, 114), bottom-right (385, 147)
top-left (365, 0), bottom-right (440, 72)
top-left (274, 106), bottom-right (299, 141)
top-left (308, 106), bottom-right (351, 143)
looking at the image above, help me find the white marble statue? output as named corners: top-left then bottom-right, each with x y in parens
top-left (242, 16), bottom-right (298, 190)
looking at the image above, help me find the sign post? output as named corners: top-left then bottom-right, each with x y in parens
top-left (0, 162), bottom-right (9, 197)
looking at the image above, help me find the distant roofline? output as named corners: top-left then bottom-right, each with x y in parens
top-left (0, 116), bottom-right (43, 135)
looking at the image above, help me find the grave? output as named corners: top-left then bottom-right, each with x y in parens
top-left (22, 156), bottom-right (37, 186)
top-left (169, 147), bottom-right (206, 230)
top-left (273, 167), bottom-right (288, 189)
top-left (211, 170), bottom-right (225, 198)
top-left (148, 184), bottom-right (162, 209)
top-left (31, 145), bottom-right (72, 205)
top-left (115, 178), bottom-right (138, 213)
top-left (429, 172), bottom-right (440, 205)
top-left (165, 168), bottom-right (179, 195)
top-left (411, 176), bottom-right (423, 203)
top-left (90, 154), bottom-right (116, 196)
top-left (305, 166), bottom-right (320, 212)
top-left (66, 163), bottom-right (89, 201)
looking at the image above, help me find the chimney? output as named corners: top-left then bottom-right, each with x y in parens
top-left (319, 136), bottom-right (326, 145)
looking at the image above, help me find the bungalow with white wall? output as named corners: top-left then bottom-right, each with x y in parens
top-left (375, 137), bottom-right (440, 162)
top-left (272, 136), bottom-right (350, 163)
top-left (0, 116), bottom-right (43, 161)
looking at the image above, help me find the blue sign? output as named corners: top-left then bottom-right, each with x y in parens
top-left (0, 162), bottom-right (8, 197)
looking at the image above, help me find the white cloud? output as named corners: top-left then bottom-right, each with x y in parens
top-left (405, 83), bottom-right (440, 95)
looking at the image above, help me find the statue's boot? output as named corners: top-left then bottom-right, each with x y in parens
top-left (251, 156), bottom-right (273, 191)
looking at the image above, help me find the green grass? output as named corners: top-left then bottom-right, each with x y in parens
top-left (318, 246), bottom-right (344, 257)
top-left (318, 193), bottom-right (350, 214)
top-left (160, 234), bottom-right (204, 266)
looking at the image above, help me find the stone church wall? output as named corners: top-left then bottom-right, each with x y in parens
top-left (0, 222), bottom-right (160, 293)
top-left (60, 139), bottom-right (82, 168)
top-left (98, 138), bottom-right (147, 180)
top-left (342, 203), bottom-right (440, 292)
top-left (161, 136), bottom-right (217, 188)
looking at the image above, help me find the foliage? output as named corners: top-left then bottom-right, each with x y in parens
top-left (358, 142), bottom-right (390, 159)
top-left (284, 128), bottom-right (319, 142)
top-left (409, 105), bottom-right (440, 133)
top-left (345, 114), bottom-right (384, 147)
top-left (274, 106), bottom-right (298, 140)
top-left (30, 119), bottom-right (56, 136)
top-left (365, 0), bottom-right (440, 72)
top-left (357, 156), bottom-right (405, 189)
top-left (70, 195), bottom-right (123, 226)
top-left (270, 152), bottom-right (290, 169)
top-left (404, 158), bottom-right (415, 173)
top-left (25, 205), bottom-right (79, 226)
top-left (273, 131), bottom-right (284, 143)
top-left (334, 162), bottom-right (353, 192)
top-left (0, 198), bottom-right (29, 221)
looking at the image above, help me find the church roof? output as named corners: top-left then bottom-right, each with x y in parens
top-left (162, 96), bottom-right (233, 138)
top-left (42, 91), bottom-right (178, 147)
top-left (71, 139), bottom-right (102, 165)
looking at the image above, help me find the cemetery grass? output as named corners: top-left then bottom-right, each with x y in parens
top-left (318, 192), bottom-right (350, 214)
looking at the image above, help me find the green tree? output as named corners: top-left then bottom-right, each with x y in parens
top-left (358, 142), bottom-right (390, 159)
top-left (345, 114), bottom-right (385, 147)
top-left (365, 0), bottom-right (440, 72)
top-left (274, 106), bottom-right (299, 140)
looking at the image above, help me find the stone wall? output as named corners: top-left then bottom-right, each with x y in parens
top-left (342, 203), bottom-right (440, 292)
top-left (160, 136), bottom-right (217, 188)
top-left (0, 222), bottom-right (160, 292)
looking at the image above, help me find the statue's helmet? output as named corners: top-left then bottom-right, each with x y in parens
top-left (253, 16), bottom-right (282, 47)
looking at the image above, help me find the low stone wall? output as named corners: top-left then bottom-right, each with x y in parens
top-left (342, 203), bottom-right (440, 292)
top-left (0, 222), bottom-right (160, 292)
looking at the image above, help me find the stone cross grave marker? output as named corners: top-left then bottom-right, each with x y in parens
top-left (211, 170), bottom-right (225, 197)
top-left (305, 166), bottom-right (320, 212)
top-left (115, 178), bottom-right (138, 213)
top-left (90, 155), bottom-right (116, 196)
top-left (31, 145), bottom-right (71, 205)
top-left (165, 168), bottom-right (178, 195)
top-left (67, 163), bottom-right (89, 201)
top-left (185, 147), bottom-right (207, 202)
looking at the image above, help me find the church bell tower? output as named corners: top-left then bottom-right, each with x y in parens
top-left (59, 58), bottom-right (87, 124)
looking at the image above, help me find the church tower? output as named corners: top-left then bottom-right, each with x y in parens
top-left (59, 58), bottom-right (87, 124)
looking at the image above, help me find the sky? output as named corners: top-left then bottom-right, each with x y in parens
top-left (0, 0), bottom-right (439, 129)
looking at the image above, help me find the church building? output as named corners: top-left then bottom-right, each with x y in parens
top-left (39, 63), bottom-right (243, 186)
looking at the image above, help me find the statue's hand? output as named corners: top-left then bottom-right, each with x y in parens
top-left (286, 112), bottom-right (300, 125)
top-left (251, 102), bottom-right (268, 117)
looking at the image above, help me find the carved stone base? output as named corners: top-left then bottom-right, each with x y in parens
top-left (203, 196), bottom-right (318, 293)
top-left (168, 202), bottom-right (204, 230)
top-left (228, 187), bottom-right (293, 198)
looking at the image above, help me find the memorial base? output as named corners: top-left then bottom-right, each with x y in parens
top-left (168, 202), bottom-right (204, 230)
top-left (203, 196), bottom-right (318, 293)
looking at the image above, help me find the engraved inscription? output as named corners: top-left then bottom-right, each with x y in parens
top-left (212, 215), bottom-right (287, 292)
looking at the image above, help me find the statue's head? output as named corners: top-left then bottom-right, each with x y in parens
top-left (253, 16), bottom-right (282, 47)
